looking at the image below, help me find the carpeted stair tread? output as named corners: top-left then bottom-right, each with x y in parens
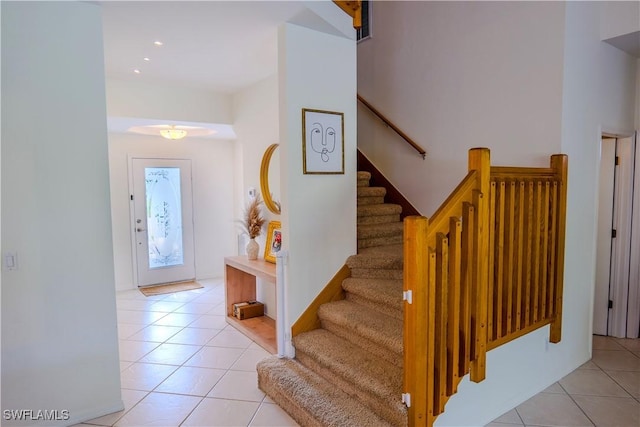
top-left (343, 277), bottom-right (403, 320)
top-left (293, 330), bottom-right (407, 426)
top-left (357, 186), bottom-right (387, 197)
top-left (357, 222), bottom-right (404, 239)
top-left (358, 196), bottom-right (386, 206)
top-left (358, 203), bottom-right (402, 217)
top-left (358, 213), bottom-right (401, 225)
top-left (347, 251), bottom-right (403, 270)
top-left (357, 222), bottom-right (404, 250)
top-left (359, 243), bottom-right (404, 257)
top-left (318, 300), bottom-right (403, 365)
top-left (257, 357), bottom-right (393, 427)
top-left (357, 171), bottom-right (372, 188)
top-left (357, 171), bottom-right (372, 181)
top-left (359, 235), bottom-right (404, 250)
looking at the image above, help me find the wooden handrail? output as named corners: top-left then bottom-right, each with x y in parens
top-left (357, 94), bottom-right (427, 159)
top-left (403, 148), bottom-right (567, 426)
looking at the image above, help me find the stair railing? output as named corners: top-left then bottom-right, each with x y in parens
top-left (358, 94), bottom-right (427, 159)
top-left (404, 148), bottom-right (489, 426)
top-left (403, 148), bottom-right (568, 426)
top-left (487, 156), bottom-right (568, 348)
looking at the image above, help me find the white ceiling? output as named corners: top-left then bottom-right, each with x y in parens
top-left (101, 1), bottom-right (316, 136)
top-left (100, 1), bottom-right (309, 94)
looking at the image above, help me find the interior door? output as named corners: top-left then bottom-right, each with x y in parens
top-left (131, 158), bottom-right (195, 286)
top-left (594, 138), bottom-right (616, 336)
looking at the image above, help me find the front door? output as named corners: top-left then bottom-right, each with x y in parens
top-left (131, 158), bottom-right (196, 286)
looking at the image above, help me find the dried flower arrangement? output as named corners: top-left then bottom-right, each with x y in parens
top-left (241, 195), bottom-right (265, 239)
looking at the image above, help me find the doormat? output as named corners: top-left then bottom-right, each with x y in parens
top-left (139, 281), bottom-right (203, 297)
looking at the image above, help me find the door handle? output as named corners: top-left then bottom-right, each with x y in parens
top-left (136, 228), bottom-right (146, 232)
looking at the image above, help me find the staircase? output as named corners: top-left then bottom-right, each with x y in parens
top-left (257, 171), bottom-right (408, 426)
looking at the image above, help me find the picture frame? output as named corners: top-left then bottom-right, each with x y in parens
top-left (264, 221), bottom-right (282, 263)
top-left (302, 108), bottom-right (345, 174)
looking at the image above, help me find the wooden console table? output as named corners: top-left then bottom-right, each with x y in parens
top-left (224, 256), bottom-right (276, 354)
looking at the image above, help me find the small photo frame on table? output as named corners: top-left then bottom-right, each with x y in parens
top-left (302, 108), bottom-right (344, 174)
top-left (264, 221), bottom-right (282, 264)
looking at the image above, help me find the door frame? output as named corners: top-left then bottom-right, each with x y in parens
top-left (128, 156), bottom-right (196, 287)
top-left (594, 131), bottom-right (639, 338)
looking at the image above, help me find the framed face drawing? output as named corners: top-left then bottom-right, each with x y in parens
top-left (302, 108), bottom-right (345, 174)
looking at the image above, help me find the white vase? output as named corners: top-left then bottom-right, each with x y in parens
top-left (246, 238), bottom-right (259, 260)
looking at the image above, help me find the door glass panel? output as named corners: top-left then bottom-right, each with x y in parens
top-left (145, 167), bottom-right (184, 269)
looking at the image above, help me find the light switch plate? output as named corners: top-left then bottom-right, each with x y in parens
top-left (5, 252), bottom-right (17, 270)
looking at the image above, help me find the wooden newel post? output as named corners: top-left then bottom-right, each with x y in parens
top-left (404, 216), bottom-right (430, 426)
top-left (468, 148), bottom-right (490, 382)
top-left (550, 154), bottom-right (568, 343)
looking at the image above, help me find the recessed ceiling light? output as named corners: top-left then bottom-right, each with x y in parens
top-left (143, 57), bottom-right (150, 62)
top-left (153, 41), bottom-right (163, 46)
top-left (133, 69), bottom-right (141, 74)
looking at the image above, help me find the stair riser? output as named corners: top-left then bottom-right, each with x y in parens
top-left (320, 319), bottom-right (403, 368)
top-left (357, 188), bottom-right (386, 197)
top-left (358, 235), bottom-right (404, 249)
top-left (357, 226), bottom-right (404, 240)
top-left (358, 214), bottom-right (401, 225)
top-left (295, 351), bottom-right (407, 427)
top-left (350, 268), bottom-right (403, 280)
top-left (357, 179), bottom-right (371, 187)
top-left (358, 196), bottom-right (385, 205)
top-left (257, 373), bottom-right (323, 427)
top-left (346, 254), bottom-right (403, 270)
top-left (346, 293), bottom-right (403, 321)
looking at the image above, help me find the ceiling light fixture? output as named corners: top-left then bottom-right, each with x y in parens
top-left (143, 57), bottom-right (150, 61)
top-left (159, 125), bottom-right (187, 140)
top-left (133, 69), bottom-right (141, 74)
top-left (154, 40), bottom-right (163, 46)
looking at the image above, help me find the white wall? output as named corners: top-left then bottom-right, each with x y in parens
top-left (358, 1), bottom-right (637, 425)
top-left (1, 2), bottom-right (122, 425)
top-left (600, 0), bottom-right (640, 40)
top-left (278, 22), bottom-right (357, 323)
top-left (232, 75), bottom-right (280, 317)
top-left (106, 78), bottom-right (232, 124)
top-left (358, 1), bottom-right (566, 216)
top-left (559, 0), bottom-right (636, 344)
top-left (108, 134), bottom-right (235, 290)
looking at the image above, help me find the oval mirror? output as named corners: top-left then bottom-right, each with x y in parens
top-left (260, 143), bottom-right (281, 215)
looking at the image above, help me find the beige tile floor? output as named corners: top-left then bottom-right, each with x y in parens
top-left (487, 335), bottom-right (640, 427)
top-left (75, 279), bottom-right (639, 427)
top-left (77, 279), bottom-right (298, 427)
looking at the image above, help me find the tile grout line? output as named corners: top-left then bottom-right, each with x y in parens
top-left (556, 380), bottom-right (597, 427)
top-left (593, 340), bottom-right (640, 403)
top-left (112, 281), bottom-right (271, 427)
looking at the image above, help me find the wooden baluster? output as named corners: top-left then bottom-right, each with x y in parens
top-left (435, 233), bottom-right (448, 413)
top-left (496, 181), bottom-right (505, 339)
top-left (515, 181), bottom-right (525, 331)
top-left (470, 189), bottom-right (487, 382)
top-left (459, 202), bottom-right (474, 377)
top-left (540, 182), bottom-right (550, 320)
top-left (505, 181), bottom-right (516, 335)
top-left (532, 182), bottom-right (542, 323)
top-left (547, 182), bottom-right (558, 319)
top-left (427, 247), bottom-right (437, 419)
top-left (447, 218), bottom-right (461, 395)
top-left (523, 181), bottom-right (534, 326)
top-left (488, 182), bottom-right (496, 342)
